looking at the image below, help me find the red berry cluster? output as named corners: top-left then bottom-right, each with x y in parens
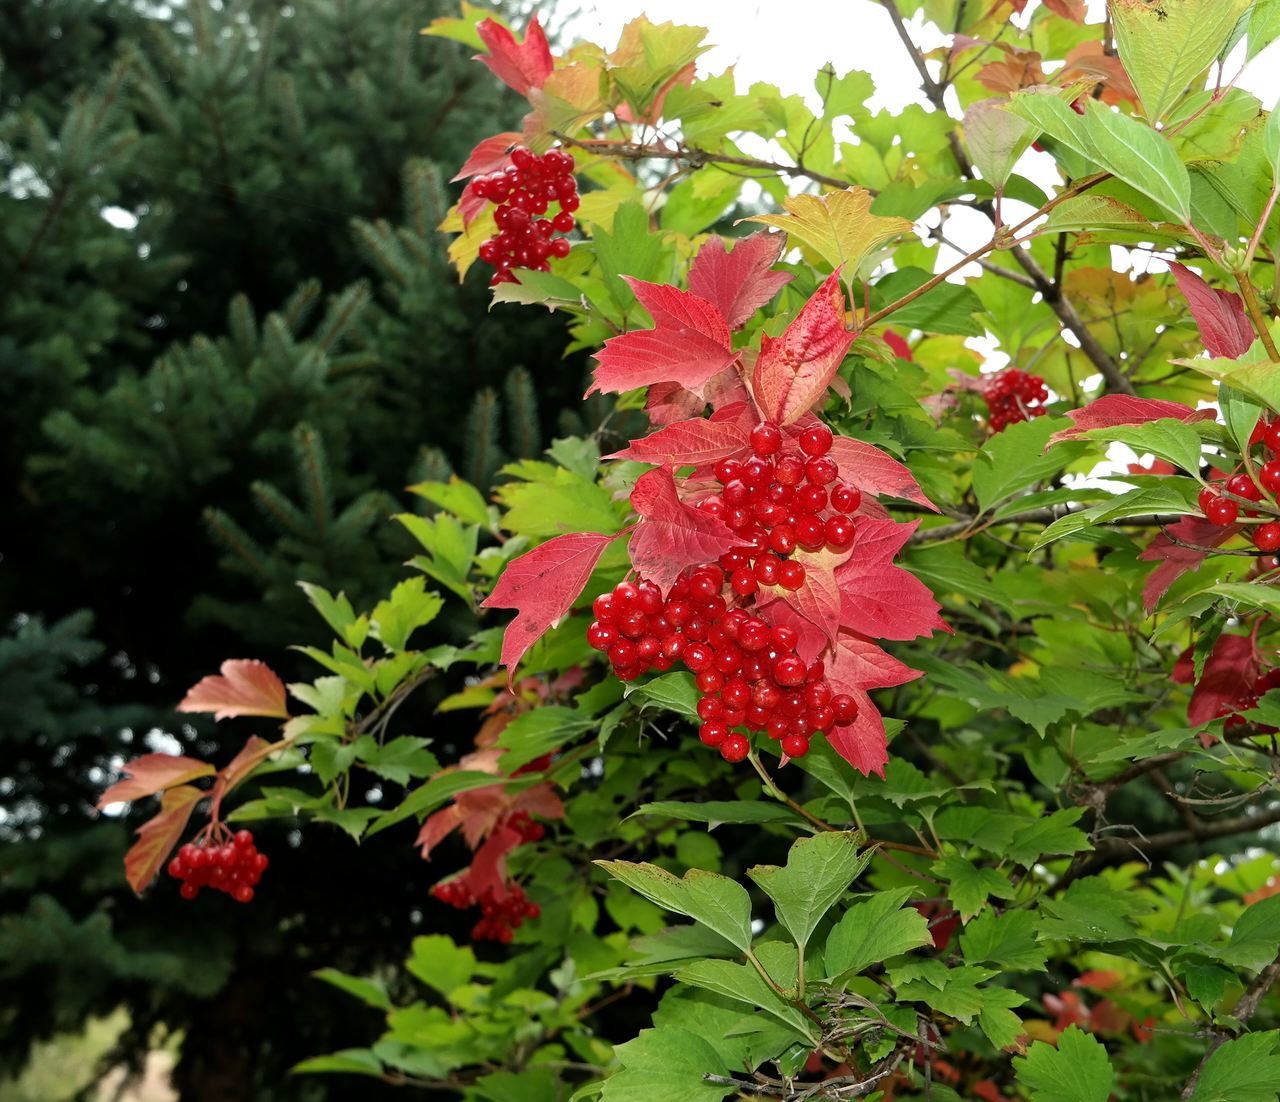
top-left (587, 421), bottom-right (863, 763)
top-left (983, 368), bottom-right (1049, 432)
top-left (1198, 422), bottom-right (1280, 551)
top-left (167, 829), bottom-right (268, 903)
top-left (431, 880), bottom-right (541, 944)
top-left (470, 146), bottom-right (578, 287)
top-left (506, 809), bottom-right (545, 843)
top-left (700, 422), bottom-right (861, 591)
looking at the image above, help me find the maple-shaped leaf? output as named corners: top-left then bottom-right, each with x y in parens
top-left (781, 548), bottom-right (845, 648)
top-left (474, 14), bottom-right (553, 97)
top-left (124, 784), bottom-right (204, 895)
top-left (178, 660), bottom-right (288, 721)
top-left (608, 416), bottom-right (749, 468)
top-left (590, 279), bottom-right (735, 396)
top-left (1168, 262), bottom-right (1254, 360)
top-left (687, 232), bottom-right (793, 329)
top-left (451, 132), bottom-right (520, 181)
top-left (755, 596), bottom-right (831, 666)
top-left (1049, 394), bottom-right (1215, 443)
top-left (746, 188), bottom-right (912, 293)
top-left (826, 433), bottom-right (938, 511)
top-left (835, 518), bottom-right (949, 641)
top-left (1139, 516), bottom-right (1240, 611)
top-left (825, 689), bottom-right (890, 778)
top-left (645, 370), bottom-right (751, 425)
top-left (1185, 632), bottom-right (1260, 727)
top-left (628, 467), bottom-right (745, 593)
top-left (751, 272), bottom-right (854, 426)
top-left (97, 753), bottom-right (215, 808)
top-left (828, 632), bottom-right (923, 692)
top-left (482, 531), bottom-right (618, 680)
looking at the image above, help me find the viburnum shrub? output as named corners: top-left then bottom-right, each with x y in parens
top-left (97, 2), bottom-right (1280, 1099)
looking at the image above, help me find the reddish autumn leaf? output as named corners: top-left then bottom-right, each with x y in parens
top-left (751, 272), bottom-right (853, 426)
top-left (590, 280), bottom-right (735, 397)
top-left (97, 753), bottom-right (214, 809)
top-left (826, 433), bottom-right (938, 511)
top-left (1186, 632), bottom-right (1260, 727)
top-left (1042, 0), bottom-right (1086, 22)
top-left (755, 595), bottom-right (831, 666)
top-left (1049, 394), bottom-right (1215, 444)
top-left (178, 659), bottom-right (288, 721)
top-left (825, 689), bottom-right (890, 777)
top-left (474, 14), bottom-right (553, 97)
top-left (124, 784), bottom-right (204, 895)
top-left (1139, 516), bottom-right (1239, 611)
top-left (418, 768), bottom-right (564, 859)
top-left (1168, 263), bottom-right (1255, 360)
top-left (418, 802), bottom-right (466, 859)
top-left (466, 822), bottom-right (524, 899)
top-left (607, 416), bottom-right (749, 468)
top-left (687, 232), bottom-right (793, 329)
top-left (828, 632), bottom-right (923, 693)
top-left (615, 61), bottom-right (696, 125)
top-left (208, 735), bottom-right (285, 811)
top-left (482, 531), bottom-right (618, 679)
top-left (835, 518), bottom-right (950, 641)
top-left (883, 329), bottom-right (913, 361)
top-left (451, 132), bottom-right (520, 181)
top-left (782, 548), bottom-right (845, 648)
top-left (1074, 970), bottom-right (1124, 991)
top-left (628, 467), bottom-right (745, 593)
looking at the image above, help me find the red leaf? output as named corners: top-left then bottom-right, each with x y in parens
top-left (883, 329), bottom-right (913, 360)
top-left (1043, 0), bottom-right (1087, 21)
top-left (751, 272), bottom-right (853, 426)
top-left (1049, 394), bottom-right (1216, 444)
top-left (124, 784), bottom-right (204, 895)
top-left (628, 467), bottom-right (745, 593)
top-left (98, 754), bottom-right (215, 809)
top-left (779, 548), bottom-right (845, 649)
top-left (1187, 633), bottom-right (1260, 727)
top-left (828, 632), bottom-right (923, 692)
top-left (687, 232), bottom-right (793, 330)
top-left (1168, 263), bottom-right (1255, 360)
top-left (177, 660), bottom-right (288, 721)
top-left (207, 735), bottom-right (286, 812)
top-left (452, 132), bottom-right (521, 181)
top-left (465, 823), bottom-right (524, 899)
top-left (826, 433), bottom-right (938, 511)
top-left (482, 531), bottom-right (618, 680)
top-left (607, 417), bottom-right (749, 468)
top-left (590, 280), bottom-right (735, 397)
top-left (474, 14), bottom-right (553, 97)
top-left (835, 519), bottom-right (950, 641)
top-left (1139, 516), bottom-right (1240, 612)
top-left (417, 803), bottom-right (465, 859)
top-left (825, 690), bottom-right (890, 778)
top-left (755, 597), bottom-right (831, 666)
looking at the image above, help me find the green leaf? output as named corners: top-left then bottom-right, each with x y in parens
top-left (490, 269), bottom-right (587, 314)
top-left (1038, 877), bottom-right (1151, 942)
top-left (822, 887), bottom-right (933, 982)
top-left (292, 1048), bottom-right (384, 1077)
top-left (870, 267), bottom-right (984, 336)
top-left (406, 476), bottom-right (493, 528)
top-left (1015, 1025), bottom-right (1114, 1102)
top-left (889, 960), bottom-right (995, 1022)
top-left (1112, 0), bottom-right (1253, 123)
top-left (1033, 481), bottom-right (1202, 549)
top-left (370, 577), bottom-right (444, 653)
top-left (601, 1028), bottom-right (733, 1102)
top-left (358, 737), bottom-right (439, 786)
top-left (1217, 894), bottom-right (1280, 971)
top-left (365, 771), bottom-right (501, 838)
top-left (630, 801), bottom-right (804, 825)
top-left (1249, 0), bottom-right (1280, 60)
top-left (964, 98), bottom-right (1039, 190)
top-left (1082, 418), bottom-right (1205, 474)
top-left (959, 909), bottom-right (1048, 972)
top-left (405, 934), bottom-right (474, 997)
top-left (1188, 1031), bottom-right (1280, 1101)
top-left (675, 955), bottom-right (817, 1038)
top-left (972, 416), bottom-right (1083, 511)
top-left (591, 202), bottom-right (671, 315)
top-left (298, 582), bottom-right (368, 649)
top-left (312, 968), bottom-right (391, 1010)
top-left (1221, 384), bottom-right (1264, 454)
top-left (931, 855), bottom-right (1016, 921)
top-left (747, 831), bottom-right (871, 951)
top-left (497, 705), bottom-right (593, 771)
top-left (978, 986), bottom-right (1027, 1049)
top-left (624, 672), bottom-right (700, 721)
top-left (596, 860), bottom-right (755, 952)
top-left (1002, 807), bottom-right (1091, 866)
top-left (1208, 582), bottom-right (1280, 619)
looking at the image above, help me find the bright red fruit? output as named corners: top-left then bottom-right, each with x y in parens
top-left (720, 734), bottom-right (751, 762)
top-left (1253, 522), bottom-right (1280, 552)
top-left (1260, 461), bottom-right (1280, 494)
top-left (750, 421), bottom-right (783, 457)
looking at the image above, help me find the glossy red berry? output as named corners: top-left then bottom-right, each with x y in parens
top-left (750, 421), bottom-right (783, 457)
top-left (830, 483), bottom-right (862, 513)
top-left (1227, 473), bottom-right (1262, 502)
top-left (806, 457), bottom-right (838, 486)
top-left (1261, 461), bottom-right (1280, 494)
top-left (778, 559), bottom-right (806, 590)
top-left (700, 721), bottom-right (729, 747)
top-left (825, 515), bottom-right (857, 550)
top-left (831, 694), bottom-right (859, 724)
top-left (781, 734), bottom-right (811, 758)
top-left (720, 734), bottom-right (751, 763)
top-left (798, 424), bottom-right (833, 457)
top-left (1254, 522), bottom-right (1280, 552)
top-left (1205, 496), bottom-right (1239, 526)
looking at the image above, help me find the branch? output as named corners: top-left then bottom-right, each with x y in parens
top-left (877, 0), bottom-right (946, 109)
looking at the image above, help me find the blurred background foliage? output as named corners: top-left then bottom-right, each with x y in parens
top-left (0, 0), bottom-right (594, 1097)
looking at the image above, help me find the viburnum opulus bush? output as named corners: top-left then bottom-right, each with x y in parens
top-left (96, 1), bottom-right (1280, 1098)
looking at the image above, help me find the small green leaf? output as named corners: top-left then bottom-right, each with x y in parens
top-left (630, 800), bottom-right (804, 825)
top-left (1082, 419), bottom-right (1205, 475)
top-left (1015, 1025), bottom-right (1114, 1102)
top-left (292, 1049), bottom-right (384, 1077)
top-left (959, 909), bottom-right (1048, 972)
top-left (405, 934), bottom-right (474, 996)
top-left (1188, 1031), bottom-right (1280, 1101)
top-left (972, 416), bottom-right (1083, 511)
top-left (931, 855), bottom-right (1016, 921)
top-left (406, 476), bottom-right (493, 528)
top-left (1217, 894), bottom-right (1280, 971)
top-left (978, 986), bottom-right (1026, 1049)
top-left (822, 887), bottom-right (933, 982)
top-left (370, 577), bottom-right (444, 653)
top-left (748, 831), bottom-right (871, 951)
top-left (365, 771), bottom-right (501, 837)
top-left (596, 860), bottom-right (755, 952)
top-left (601, 1028), bottom-right (733, 1102)
top-left (624, 672), bottom-right (700, 720)
top-left (312, 968), bottom-right (391, 1010)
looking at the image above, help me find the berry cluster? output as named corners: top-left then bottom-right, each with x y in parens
top-left (431, 879), bottom-right (541, 944)
top-left (587, 421), bottom-right (862, 763)
top-left (700, 422), bottom-right (862, 590)
top-left (1198, 422), bottom-right (1280, 550)
top-left (506, 809), bottom-right (545, 843)
top-left (470, 146), bottom-right (578, 287)
top-left (167, 829), bottom-right (268, 903)
top-left (983, 368), bottom-right (1049, 432)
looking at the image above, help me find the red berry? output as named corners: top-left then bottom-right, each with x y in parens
top-left (795, 515), bottom-right (825, 550)
top-left (825, 515), bottom-right (857, 550)
top-left (720, 734), bottom-right (751, 763)
top-left (798, 424), bottom-right (833, 457)
top-left (781, 734), bottom-right (811, 758)
top-left (750, 421), bottom-right (783, 457)
top-left (731, 567), bottom-right (759, 595)
top-left (806, 457), bottom-right (838, 486)
top-left (180, 882), bottom-right (199, 900)
top-left (700, 721), bottom-right (729, 747)
top-left (684, 642), bottom-right (714, 671)
top-left (716, 458), bottom-right (744, 485)
top-left (775, 455), bottom-right (806, 486)
top-left (768, 525), bottom-right (798, 555)
top-left (1254, 522), bottom-right (1280, 552)
top-left (831, 694), bottom-right (859, 724)
top-left (830, 483), bottom-right (862, 513)
top-left (778, 559), bottom-right (806, 590)
top-left (1227, 473), bottom-right (1262, 502)
top-left (771, 625), bottom-right (799, 649)
top-left (773, 655), bottom-right (806, 687)
top-left (1205, 497), bottom-right (1239, 526)
top-left (753, 556), bottom-right (782, 587)
top-left (1266, 423), bottom-right (1280, 454)
top-left (1261, 461), bottom-right (1280, 494)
